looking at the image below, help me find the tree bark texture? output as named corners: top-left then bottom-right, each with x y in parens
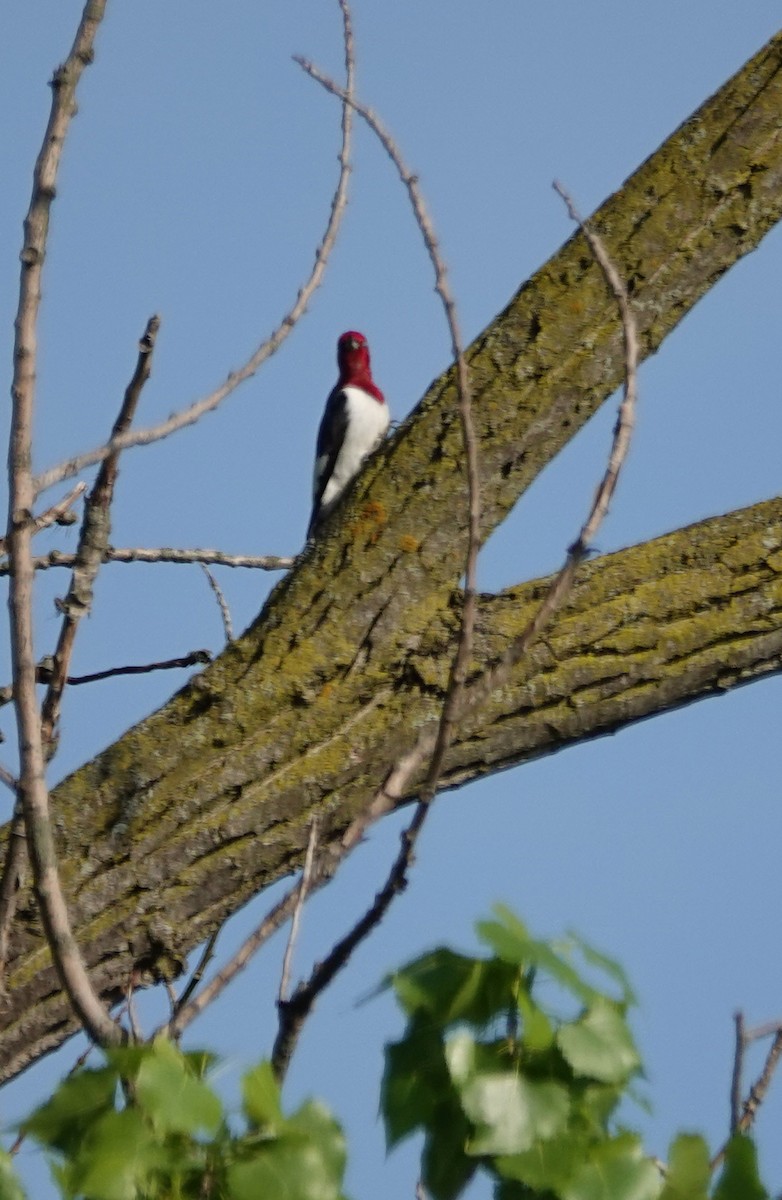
top-left (2, 31), bottom-right (782, 1083)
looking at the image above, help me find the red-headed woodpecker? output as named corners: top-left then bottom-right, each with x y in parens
top-left (308, 331), bottom-right (390, 538)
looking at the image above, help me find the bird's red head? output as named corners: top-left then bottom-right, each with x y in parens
top-left (337, 330), bottom-right (370, 377)
top-left (336, 331), bottom-right (384, 403)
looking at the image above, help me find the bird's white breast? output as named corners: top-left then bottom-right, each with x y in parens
top-left (318, 385), bottom-right (390, 508)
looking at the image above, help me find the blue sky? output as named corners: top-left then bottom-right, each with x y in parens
top-left (2, 4), bottom-right (782, 1197)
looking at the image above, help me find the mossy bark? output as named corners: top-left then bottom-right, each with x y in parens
top-left (2, 32), bottom-right (782, 1082)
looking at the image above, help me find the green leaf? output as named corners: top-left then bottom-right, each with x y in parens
top-left (557, 1002), bottom-right (641, 1084)
top-left (444, 1035), bottom-right (569, 1157)
top-left (713, 1134), bottom-right (769, 1200)
top-left (66, 1108), bottom-right (164, 1200)
top-left (227, 1103), bottom-right (346, 1200)
top-left (22, 1067), bottom-right (118, 1154)
top-left (658, 1133), bottom-right (710, 1200)
top-left (0, 1151), bottom-right (28, 1200)
top-left (390, 948), bottom-right (516, 1025)
top-left (421, 1114), bottom-right (476, 1200)
top-left (563, 1135), bottom-right (662, 1200)
top-left (135, 1039), bottom-right (222, 1136)
top-left (567, 931), bottom-right (638, 1007)
top-left (517, 989), bottom-right (554, 1052)
top-left (286, 1100), bottom-right (347, 1187)
top-left (242, 1060), bottom-right (283, 1129)
top-left (496, 1132), bottom-right (588, 1192)
top-left (478, 908), bottom-right (599, 1008)
top-left (382, 1024), bottom-right (453, 1147)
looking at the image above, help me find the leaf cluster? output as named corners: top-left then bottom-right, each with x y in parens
top-left (2, 1040), bottom-right (346, 1200)
top-left (379, 905), bottom-right (770, 1200)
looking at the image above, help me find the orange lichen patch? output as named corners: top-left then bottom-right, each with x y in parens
top-left (347, 499), bottom-right (388, 543)
top-left (319, 681), bottom-right (334, 701)
top-left (398, 534), bottom-right (421, 554)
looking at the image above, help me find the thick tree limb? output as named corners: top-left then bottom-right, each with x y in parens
top-left (3, 496), bottom-right (782, 1079)
top-left (1, 30), bottom-right (782, 1079)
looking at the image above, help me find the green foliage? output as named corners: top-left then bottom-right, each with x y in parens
top-left (4, 1038), bottom-right (347, 1200)
top-left (0, 910), bottom-right (774, 1200)
top-left (379, 906), bottom-right (772, 1200)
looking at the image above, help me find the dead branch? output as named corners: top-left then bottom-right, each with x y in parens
top-left (201, 566), bottom-right (234, 644)
top-left (66, 650), bottom-right (212, 686)
top-left (0, 482), bottom-right (86, 555)
top-left (5, 0), bottom-right (122, 1048)
top-left (278, 817), bottom-right (320, 1004)
top-left (267, 51), bottom-right (482, 1078)
top-left (39, 314), bottom-right (161, 756)
top-left (0, 546), bottom-right (296, 576)
top-left (731, 1011), bottom-right (745, 1134)
top-left (31, 0), bottom-right (356, 499)
top-left (713, 1022), bottom-right (782, 1169)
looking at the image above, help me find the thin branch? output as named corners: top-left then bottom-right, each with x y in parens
top-left (294, 62), bottom-right (480, 803)
top-left (272, 802), bottom-right (426, 1082)
top-left (713, 1025), bottom-right (782, 1170)
top-left (164, 874), bottom-right (326, 1041)
top-left (169, 929), bottom-right (221, 1027)
top-left (0, 482), bottom-right (85, 555)
top-left (201, 565), bottom-right (234, 644)
top-left (5, 0), bottom-right (122, 1048)
top-left (730, 1010), bottom-right (745, 1134)
top-left (266, 53), bottom-right (480, 1079)
top-left (39, 314), bottom-right (161, 756)
top-left (0, 803), bottom-right (25, 989)
top-left (0, 545), bottom-right (296, 576)
top-left (66, 650), bottom-right (211, 686)
top-left (745, 1018), bottom-right (782, 1042)
top-left (0, 765), bottom-right (18, 794)
top-left (345, 181), bottom-right (640, 841)
top-left (32, 0), bottom-right (356, 499)
top-left (0, 650), bottom-right (210, 706)
top-left (278, 817), bottom-right (320, 1005)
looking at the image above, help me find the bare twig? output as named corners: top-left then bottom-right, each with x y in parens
top-left (66, 650), bottom-right (211, 687)
top-left (201, 565), bottom-right (234, 644)
top-left (126, 978), bottom-right (143, 1042)
top-left (169, 929), bottom-right (221, 1027)
top-left (272, 802), bottom-right (426, 1082)
top-left (0, 803), bottom-right (25, 988)
top-left (32, 0), bottom-right (356, 499)
top-left (739, 1028), bottom-right (782, 1132)
top-left (0, 545), bottom-right (296, 576)
top-left (0, 765), bottom-right (18, 794)
top-left (713, 1024), bottom-right (782, 1169)
top-left (40, 314), bottom-right (161, 756)
top-left (5, 0), bottom-right (122, 1047)
top-left (731, 1010), bottom-right (746, 1134)
top-left (0, 650), bottom-right (210, 707)
top-left (295, 62), bottom-right (480, 802)
top-left (164, 875), bottom-right (324, 1041)
top-left (344, 181), bottom-right (640, 841)
top-left (278, 817), bottom-right (320, 1005)
top-left (745, 1018), bottom-right (782, 1042)
top-left (267, 53), bottom-right (480, 1080)
top-left (0, 481), bottom-right (85, 555)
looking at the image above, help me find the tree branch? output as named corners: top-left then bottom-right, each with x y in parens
top-left (0, 546), bottom-right (296, 576)
top-left (40, 313), bottom-right (161, 756)
top-left (5, 0), bottom-right (121, 1049)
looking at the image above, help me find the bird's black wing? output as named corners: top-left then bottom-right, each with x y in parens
top-left (308, 386), bottom-right (349, 537)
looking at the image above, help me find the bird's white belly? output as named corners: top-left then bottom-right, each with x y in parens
top-left (320, 386), bottom-right (389, 507)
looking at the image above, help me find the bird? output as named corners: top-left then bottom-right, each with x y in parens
top-left (307, 331), bottom-right (390, 538)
